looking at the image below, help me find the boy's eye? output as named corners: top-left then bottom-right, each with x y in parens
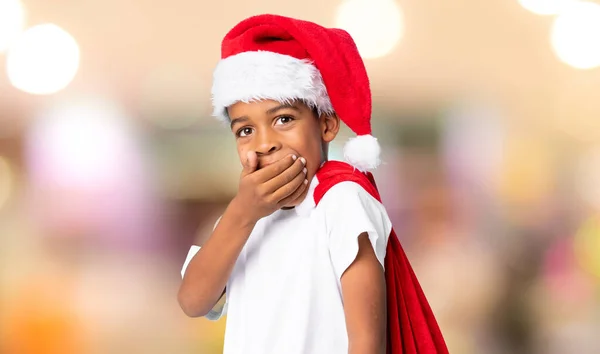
top-left (275, 116), bottom-right (294, 125)
top-left (237, 127), bottom-right (253, 137)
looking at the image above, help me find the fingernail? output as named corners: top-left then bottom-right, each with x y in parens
top-left (292, 155), bottom-right (297, 160)
top-left (304, 179), bottom-right (308, 185)
top-left (303, 167), bottom-right (307, 174)
top-left (300, 157), bottom-right (306, 165)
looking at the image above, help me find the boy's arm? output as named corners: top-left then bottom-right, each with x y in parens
top-left (178, 199), bottom-right (255, 318)
top-left (178, 152), bottom-right (307, 318)
top-left (319, 181), bottom-right (392, 354)
top-left (341, 233), bottom-right (387, 354)
top-left (179, 218), bottom-right (226, 320)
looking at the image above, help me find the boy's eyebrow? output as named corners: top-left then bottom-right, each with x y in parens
top-left (265, 103), bottom-right (301, 115)
top-left (229, 103), bottom-right (300, 129)
top-left (230, 116), bottom-right (249, 129)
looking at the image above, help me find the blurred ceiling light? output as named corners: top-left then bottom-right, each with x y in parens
top-left (518, 0), bottom-right (576, 15)
top-left (550, 1), bottom-right (600, 69)
top-left (6, 24), bottom-right (80, 94)
top-left (0, 156), bottom-right (14, 210)
top-left (335, 0), bottom-right (403, 59)
top-left (0, 0), bottom-right (25, 52)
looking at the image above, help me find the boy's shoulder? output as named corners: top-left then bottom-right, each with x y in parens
top-left (313, 168), bottom-right (392, 265)
top-left (315, 180), bottom-right (390, 230)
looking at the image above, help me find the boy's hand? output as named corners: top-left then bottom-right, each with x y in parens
top-left (232, 151), bottom-right (308, 223)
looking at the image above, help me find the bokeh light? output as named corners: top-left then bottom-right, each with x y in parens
top-left (550, 1), bottom-right (600, 69)
top-left (542, 237), bottom-right (594, 304)
top-left (518, 0), bottom-right (576, 15)
top-left (497, 137), bottom-right (554, 207)
top-left (26, 97), bottom-right (134, 189)
top-left (24, 97), bottom-right (164, 249)
top-left (574, 216), bottom-right (600, 279)
top-left (335, 0), bottom-right (403, 59)
top-left (0, 0), bottom-right (25, 52)
top-left (6, 23), bottom-right (80, 94)
top-left (2, 275), bottom-right (85, 354)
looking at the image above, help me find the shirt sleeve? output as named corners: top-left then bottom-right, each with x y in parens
top-left (180, 216), bottom-right (227, 320)
top-left (320, 181), bottom-right (392, 282)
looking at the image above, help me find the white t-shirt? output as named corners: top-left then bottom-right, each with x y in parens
top-left (181, 176), bottom-right (392, 354)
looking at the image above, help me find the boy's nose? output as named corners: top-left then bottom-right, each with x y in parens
top-left (255, 133), bottom-right (281, 155)
top-left (257, 145), bottom-right (277, 154)
top-left (256, 143), bottom-right (279, 155)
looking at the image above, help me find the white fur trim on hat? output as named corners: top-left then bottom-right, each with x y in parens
top-left (343, 134), bottom-right (382, 172)
top-left (211, 51), bottom-right (334, 121)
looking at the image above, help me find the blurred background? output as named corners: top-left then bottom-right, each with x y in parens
top-left (1, 0), bottom-right (600, 353)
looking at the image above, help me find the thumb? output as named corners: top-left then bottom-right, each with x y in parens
top-left (242, 151), bottom-right (258, 176)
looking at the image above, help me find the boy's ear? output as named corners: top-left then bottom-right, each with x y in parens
top-left (320, 113), bottom-right (340, 143)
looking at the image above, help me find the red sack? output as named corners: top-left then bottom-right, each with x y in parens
top-left (314, 161), bottom-right (449, 354)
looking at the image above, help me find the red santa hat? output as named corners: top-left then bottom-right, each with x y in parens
top-left (211, 14), bottom-right (381, 172)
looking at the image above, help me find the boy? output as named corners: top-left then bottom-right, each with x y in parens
top-left (178, 14), bottom-right (448, 354)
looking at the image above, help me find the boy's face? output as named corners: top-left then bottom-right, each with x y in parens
top-left (228, 99), bottom-right (339, 207)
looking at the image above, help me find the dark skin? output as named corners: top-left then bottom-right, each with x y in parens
top-left (178, 99), bottom-right (386, 354)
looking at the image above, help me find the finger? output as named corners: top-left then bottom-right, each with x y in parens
top-left (278, 177), bottom-right (309, 206)
top-left (269, 166), bottom-right (307, 203)
top-left (263, 157), bottom-right (306, 193)
top-left (241, 151), bottom-right (258, 177)
top-left (264, 157), bottom-right (306, 192)
top-left (253, 154), bottom-right (298, 183)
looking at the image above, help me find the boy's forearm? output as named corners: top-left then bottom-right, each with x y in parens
top-left (178, 198), bottom-right (256, 317)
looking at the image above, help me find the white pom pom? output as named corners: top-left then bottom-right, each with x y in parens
top-left (343, 134), bottom-right (381, 172)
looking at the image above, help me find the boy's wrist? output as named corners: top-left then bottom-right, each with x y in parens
top-left (227, 197), bottom-right (259, 229)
